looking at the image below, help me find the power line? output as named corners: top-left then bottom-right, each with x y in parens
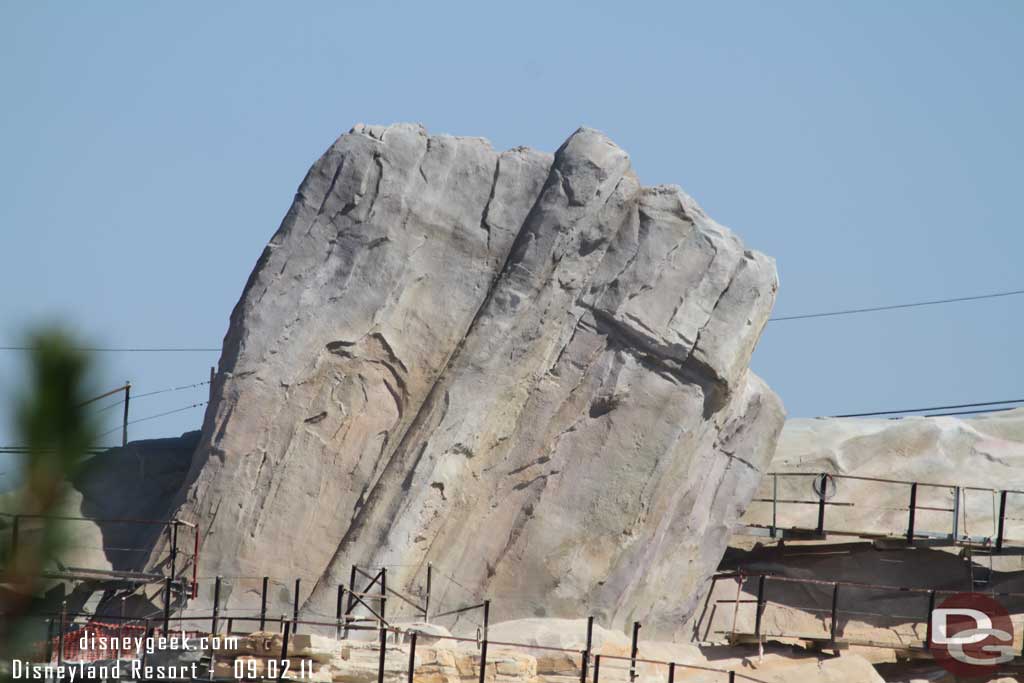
top-left (94, 398), bottom-right (127, 414)
top-left (922, 406), bottom-right (1019, 418)
top-left (87, 379), bottom-right (210, 414)
top-left (96, 401), bottom-right (208, 439)
top-left (770, 287), bottom-right (1024, 322)
top-left (131, 380), bottom-right (210, 400)
top-left (0, 447), bottom-right (111, 455)
top-left (0, 287), bottom-right (1019, 351)
top-left (0, 346), bottom-right (220, 352)
top-left (833, 398), bottom-right (1024, 418)
top-left (79, 384), bottom-right (130, 407)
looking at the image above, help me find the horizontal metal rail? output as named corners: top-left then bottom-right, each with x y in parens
top-left (766, 471), bottom-right (1024, 495)
top-left (745, 472), bottom-right (1023, 552)
top-left (717, 570), bottom-right (1024, 598)
top-left (430, 602), bottom-right (487, 620)
top-left (0, 511), bottom-right (192, 527)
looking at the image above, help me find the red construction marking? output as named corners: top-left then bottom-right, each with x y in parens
top-left (192, 526), bottom-right (200, 599)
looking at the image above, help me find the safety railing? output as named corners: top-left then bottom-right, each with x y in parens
top-left (8, 608), bottom-right (776, 682)
top-left (15, 575), bottom-right (1024, 679)
top-left (190, 565), bottom-right (490, 641)
top-left (0, 512), bottom-right (199, 588)
top-left (740, 472), bottom-right (1024, 550)
top-left (711, 571), bottom-right (1024, 655)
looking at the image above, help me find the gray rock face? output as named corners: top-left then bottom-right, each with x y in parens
top-left (165, 124), bottom-right (784, 639)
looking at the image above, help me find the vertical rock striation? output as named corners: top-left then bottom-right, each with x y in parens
top-left (163, 124), bottom-right (785, 639)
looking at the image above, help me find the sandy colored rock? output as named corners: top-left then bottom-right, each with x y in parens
top-left (761, 656), bottom-right (885, 683)
top-left (219, 631), bottom-right (285, 657)
top-left (399, 622), bottom-right (455, 647)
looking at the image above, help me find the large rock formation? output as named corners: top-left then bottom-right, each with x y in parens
top-left (164, 123), bottom-right (784, 638)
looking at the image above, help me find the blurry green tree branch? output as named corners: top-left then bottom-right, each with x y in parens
top-left (1, 328), bottom-right (98, 659)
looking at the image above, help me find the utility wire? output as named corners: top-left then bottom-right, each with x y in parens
top-left (96, 401), bottom-right (208, 439)
top-left (833, 398), bottom-right (1024, 418)
top-left (87, 380), bottom-right (210, 414)
top-left (1, 289), bottom-right (1020, 348)
top-left (770, 287), bottom-right (1024, 322)
top-left (0, 346), bottom-right (219, 352)
top-left (0, 281), bottom-right (1016, 360)
top-left (921, 406), bottom-right (1019, 418)
top-left (93, 398), bottom-right (127, 414)
top-left (131, 380), bottom-right (210, 400)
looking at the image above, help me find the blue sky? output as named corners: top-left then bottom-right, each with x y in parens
top-left (1, 2), bottom-right (1022, 468)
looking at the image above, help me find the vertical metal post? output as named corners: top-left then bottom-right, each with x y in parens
top-left (906, 483), bottom-right (918, 544)
top-left (45, 617), bottom-right (54, 663)
top-left (927, 591), bottom-right (939, 647)
top-left (667, 662), bottom-right (675, 683)
top-left (378, 626), bottom-right (387, 683)
top-left (57, 601), bottom-right (66, 664)
top-left (117, 597), bottom-right (125, 660)
top-left (478, 608), bottom-right (489, 683)
top-left (336, 584), bottom-right (346, 639)
top-left (380, 568), bottom-right (387, 623)
top-left (580, 616), bottom-right (593, 683)
top-left (829, 583), bottom-right (840, 642)
top-left (347, 565), bottom-right (358, 615)
top-left (424, 563), bottom-right (432, 622)
top-left (122, 382), bottom-right (131, 447)
top-left (477, 642), bottom-right (488, 683)
top-left (754, 576), bottom-right (767, 641)
top-left (278, 620), bottom-right (291, 683)
top-left (191, 526), bottom-right (200, 599)
top-left (163, 576), bottom-right (173, 634)
top-left (212, 575), bottom-right (222, 635)
top-left (482, 599), bottom-right (490, 639)
top-left (593, 655), bottom-right (601, 683)
top-left (770, 474), bottom-right (778, 537)
top-left (951, 486), bottom-right (961, 541)
top-left (729, 672), bottom-right (735, 683)
top-left (140, 620), bottom-right (152, 671)
top-left (996, 491), bottom-right (1008, 552)
top-left (629, 621), bottom-right (640, 683)
top-left (260, 577), bottom-right (269, 631)
top-left (168, 521), bottom-right (179, 581)
top-left (407, 631), bottom-right (418, 683)
top-left (227, 618), bottom-right (234, 634)
top-left (816, 473), bottom-right (828, 534)
top-left (293, 578), bottom-right (301, 634)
